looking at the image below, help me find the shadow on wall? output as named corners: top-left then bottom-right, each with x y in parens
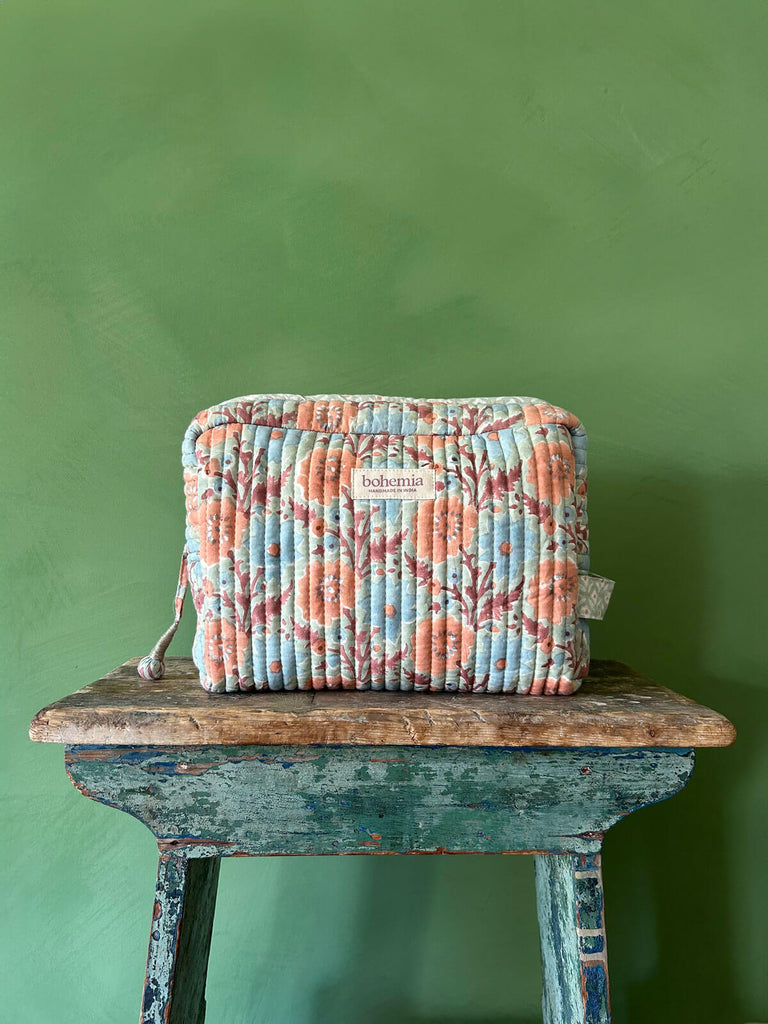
top-left (306, 854), bottom-right (540, 1024)
top-left (303, 469), bottom-right (758, 1024)
top-left (223, 470), bottom-right (757, 1024)
top-left (592, 471), bottom-right (762, 1024)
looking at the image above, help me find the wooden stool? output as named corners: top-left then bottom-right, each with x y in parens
top-left (30, 659), bottom-right (735, 1024)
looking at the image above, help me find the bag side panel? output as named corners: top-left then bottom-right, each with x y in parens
top-left (517, 406), bottom-right (586, 694)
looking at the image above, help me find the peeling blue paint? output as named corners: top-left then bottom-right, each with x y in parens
top-left (66, 745), bottom-right (694, 858)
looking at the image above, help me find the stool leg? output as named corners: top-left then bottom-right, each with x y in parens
top-left (534, 852), bottom-right (610, 1024)
top-left (141, 853), bottom-right (221, 1024)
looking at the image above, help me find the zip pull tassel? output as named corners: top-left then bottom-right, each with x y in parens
top-left (137, 546), bottom-right (189, 681)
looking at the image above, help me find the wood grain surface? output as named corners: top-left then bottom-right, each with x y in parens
top-left (30, 658), bottom-right (736, 748)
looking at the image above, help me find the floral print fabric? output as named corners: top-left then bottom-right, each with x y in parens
top-left (182, 396), bottom-right (591, 694)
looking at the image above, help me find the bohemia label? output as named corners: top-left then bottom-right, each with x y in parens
top-left (351, 468), bottom-right (436, 500)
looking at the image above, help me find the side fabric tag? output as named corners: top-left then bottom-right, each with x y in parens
top-left (576, 573), bottom-right (615, 620)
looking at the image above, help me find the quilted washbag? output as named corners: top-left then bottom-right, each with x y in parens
top-left (139, 395), bottom-right (613, 695)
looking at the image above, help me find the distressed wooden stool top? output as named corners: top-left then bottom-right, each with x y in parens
top-left (29, 658), bottom-right (737, 1024)
top-left (29, 658), bottom-right (735, 748)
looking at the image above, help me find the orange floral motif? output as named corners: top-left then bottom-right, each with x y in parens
top-left (413, 498), bottom-right (477, 559)
top-left (203, 499), bottom-right (236, 559)
top-left (184, 470), bottom-right (199, 528)
top-left (306, 561), bottom-right (342, 621)
top-left (527, 560), bottom-right (577, 625)
top-left (296, 450), bottom-right (344, 504)
top-left (297, 401), bottom-right (350, 433)
top-left (414, 615), bottom-right (472, 675)
top-left (525, 442), bottom-right (574, 504)
top-left (204, 628), bottom-right (236, 686)
top-left (209, 425), bottom-right (230, 446)
top-left (523, 403), bottom-right (578, 428)
top-left (542, 515), bottom-right (557, 536)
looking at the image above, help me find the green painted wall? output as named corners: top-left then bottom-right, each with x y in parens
top-left (2, 1), bottom-right (766, 1020)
